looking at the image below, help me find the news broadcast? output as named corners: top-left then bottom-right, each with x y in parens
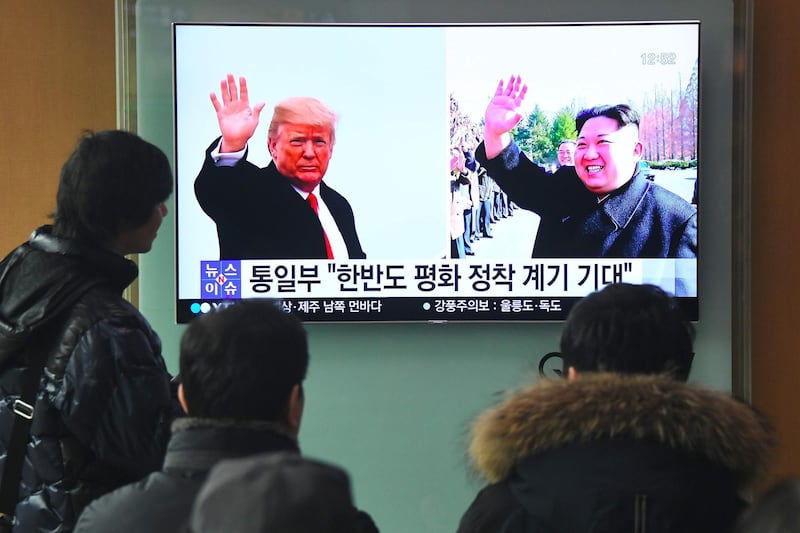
top-left (173, 22), bottom-right (700, 323)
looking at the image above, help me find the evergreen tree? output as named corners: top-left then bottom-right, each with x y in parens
top-left (512, 105), bottom-right (553, 164)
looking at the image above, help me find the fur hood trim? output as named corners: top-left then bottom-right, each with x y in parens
top-left (468, 373), bottom-right (773, 484)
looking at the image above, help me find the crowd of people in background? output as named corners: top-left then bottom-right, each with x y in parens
top-left (449, 95), bottom-right (519, 259)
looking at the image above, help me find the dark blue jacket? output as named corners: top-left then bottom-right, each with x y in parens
top-left (476, 142), bottom-right (697, 259)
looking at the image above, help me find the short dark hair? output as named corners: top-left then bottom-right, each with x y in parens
top-left (52, 130), bottom-right (173, 247)
top-left (575, 104), bottom-right (640, 135)
top-left (560, 283), bottom-right (695, 381)
top-left (179, 300), bottom-right (309, 421)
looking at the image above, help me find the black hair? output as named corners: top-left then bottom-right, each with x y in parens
top-left (179, 300), bottom-right (309, 421)
top-left (575, 104), bottom-right (640, 135)
top-left (52, 130), bottom-right (173, 247)
top-left (560, 283), bottom-right (695, 381)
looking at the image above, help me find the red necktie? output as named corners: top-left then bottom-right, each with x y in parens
top-left (307, 192), bottom-right (334, 259)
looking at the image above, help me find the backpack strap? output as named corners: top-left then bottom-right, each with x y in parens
top-left (0, 274), bottom-right (103, 529)
top-left (0, 340), bottom-right (48, 529)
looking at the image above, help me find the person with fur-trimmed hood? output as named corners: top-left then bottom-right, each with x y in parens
top-left (457, 283), bottom-right (774, 533)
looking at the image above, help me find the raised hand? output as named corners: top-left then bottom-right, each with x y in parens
top-left (210, 74), bottom-right (266, 153)
top-left (483, 75), bottom-right (528, 159)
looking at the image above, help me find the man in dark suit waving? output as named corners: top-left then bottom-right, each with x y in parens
top-left (195, 73), bottom-right (366, 260)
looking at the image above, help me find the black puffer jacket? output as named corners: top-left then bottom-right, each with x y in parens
top-left (0, 226), bottom-right (178, 532)
top-left (458, 373), bottom-right (774, 533)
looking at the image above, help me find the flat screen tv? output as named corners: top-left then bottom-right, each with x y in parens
top-left (173, 21), bottom-right (700, 323)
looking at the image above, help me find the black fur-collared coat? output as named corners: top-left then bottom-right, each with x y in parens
top-left (457, 373), bottom-right (773, 533)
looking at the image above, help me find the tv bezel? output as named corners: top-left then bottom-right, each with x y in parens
top-left (172, 20), bottom-right (701, 324)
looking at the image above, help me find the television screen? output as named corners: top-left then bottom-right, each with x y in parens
top-left (173, 21), bottom-right (699, 323)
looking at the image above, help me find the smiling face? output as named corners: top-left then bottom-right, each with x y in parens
top-left (268, 123), bottom-right (334, 192)
top-left (557, 142), bottom-right (575, 166)
top-left (574, 116), bottom-right (642, 195)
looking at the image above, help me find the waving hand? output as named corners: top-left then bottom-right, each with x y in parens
top-left (483, 75), bottom-right (528, 159)
top-left (210, 74), bottom-right (266, 153)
